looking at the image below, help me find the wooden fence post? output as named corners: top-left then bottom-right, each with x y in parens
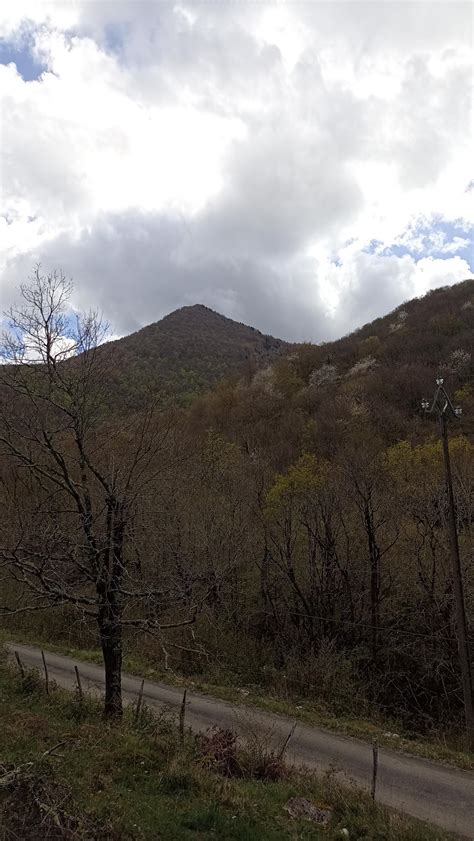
top-left (74, 665), bottom-right (83, 703)
top-left (278, 722), bottom-right (297, 762)
top-left (179, 689), bottom-right (187, 742)
top-left (371, 739), bottom-right (378, 801)
top-left (135, 679), bottom-right (145, 723)
top-left (14, 651), bottom-right (25, 679)
top-left (41, 650), bottom-right (49, 695)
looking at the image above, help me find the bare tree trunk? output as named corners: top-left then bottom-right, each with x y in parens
top-left (98, 603), bottom-right (123, 719)
top-left (365, 500), bottom-right (381, 664)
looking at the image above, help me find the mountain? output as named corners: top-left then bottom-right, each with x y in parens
top-left (1, 278), bottom-right (473, 742)
top-left (315, 278), bottom-right (474, 427)
top-left (3, 281), bottom-right (472, 421)
top-left (97, 280), bottom-right (473, 417)
top-left (185, 279), bottom-right (474, 451)
top-left (98, 304), bottom-right (288, 408)
top-left (274, 278), bottom-right (474, 444)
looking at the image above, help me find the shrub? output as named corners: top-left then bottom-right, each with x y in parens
top-left (0, 767), bottom-right (119, 840)
top-left (62, 690), bottom-right (101, 723)
top-left (18, 669), bottom-right (44, 698)
top-left (195, 725), bottom-right (289, 782)
top-left (196, 727), bottom-right (240, 777)
top-left (239, 733), bottom-right (288, 781)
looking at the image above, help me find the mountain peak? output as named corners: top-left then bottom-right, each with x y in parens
top-left (161, 303), bottom-right (250, 330)
top-left (162, 303), bottom-right (228, 321)
top-left (98, 303), bottom-right (287, 409)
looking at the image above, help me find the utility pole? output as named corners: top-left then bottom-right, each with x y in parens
top-left (422, 379), bottom-right (474, 751)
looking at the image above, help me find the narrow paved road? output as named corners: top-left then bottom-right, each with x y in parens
top-left (5, 643), bottom-right (474, 838)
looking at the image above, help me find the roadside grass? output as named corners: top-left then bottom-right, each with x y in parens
top-left (1, 626), bottom-right (472, 772)
top-left (0, 652), bottom-right (458, 841)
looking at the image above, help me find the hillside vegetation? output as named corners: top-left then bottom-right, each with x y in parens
top-left (92, 280), bottom-right (474, 424)
top-left (0, 653), bottom-right (456, 841)
top-left (1, 276), bottom-right (473, 752)
top-left (96, 304), bottom-right (287, 408)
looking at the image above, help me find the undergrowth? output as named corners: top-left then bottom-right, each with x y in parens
top-left (1, 625), bottom-right (472, 771)
top-left (0, 651), bottom-right (458, 840)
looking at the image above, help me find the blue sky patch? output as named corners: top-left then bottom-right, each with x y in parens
top-left (382, 244), bottom-right (411, 258)
top-left (364, 220), bottom-right (473, 268)
top-left (365, 239), bottom-right (384, 255)
top-left (0, 32), bottom-right (47, 81)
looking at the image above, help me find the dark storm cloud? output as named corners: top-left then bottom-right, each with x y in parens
top-left (6, 209), bottom-right (330, 342)
top-left (1, 1), bottom-right (472, 342)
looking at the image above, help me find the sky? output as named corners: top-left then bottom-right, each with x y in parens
top-left (0, 1), bottom-right (473, 342)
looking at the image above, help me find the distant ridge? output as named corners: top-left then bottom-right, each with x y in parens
top-left (93, 279), bottom-right (474, 411)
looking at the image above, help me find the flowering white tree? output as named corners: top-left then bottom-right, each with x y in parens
top-left (309, 363), bottom-right (340, 389)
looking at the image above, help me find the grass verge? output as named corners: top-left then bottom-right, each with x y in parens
top-left (0, 651), bottom-right (458, 841)
top-left (1, 626), bottom-right (472, 772)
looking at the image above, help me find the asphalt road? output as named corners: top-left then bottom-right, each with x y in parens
top-left (5, 642), bottom-right (474, 838)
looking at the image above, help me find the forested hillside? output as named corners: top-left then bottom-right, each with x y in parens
top-left (1, 276), bottom-right (473, 747)
top-left (183, 279), bottom-right (474, 452)
top-left (96, 303), bottom-right (288, 408)
top-left (92, 279), bottom-right (474, 430)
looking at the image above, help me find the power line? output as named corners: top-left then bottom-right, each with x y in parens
top-left (259, 608), bottom-right (474, 644)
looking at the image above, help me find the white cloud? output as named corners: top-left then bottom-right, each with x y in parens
top-left (0, 1), bottom-right (472, 340)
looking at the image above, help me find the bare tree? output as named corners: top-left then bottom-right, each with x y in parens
top-left (0, 267), bottom-right (196, 717)
top-left (339, 435), bottom-right (399, 665)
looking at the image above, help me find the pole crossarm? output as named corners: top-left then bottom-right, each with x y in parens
top-left (422, 377), bottom-right (462, 420)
